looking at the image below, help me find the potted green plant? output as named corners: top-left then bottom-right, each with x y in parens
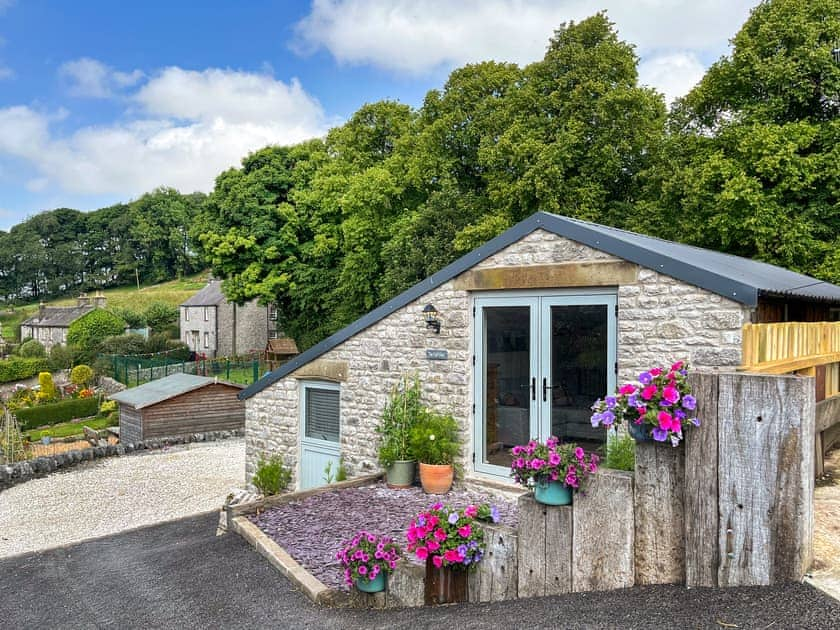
top-left (376, 375), bottom-right (423, 488)
top-left (409, 410), bottom-right (461, 494)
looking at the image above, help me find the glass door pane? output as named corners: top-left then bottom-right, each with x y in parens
top-left (482, 306), bottom-right (534, 468)
top-left (544, 304), bottom-right (611, 452)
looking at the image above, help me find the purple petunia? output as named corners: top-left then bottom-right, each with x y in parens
top-left (448, 512), bottom-right (459, 525)
top-left (652, 427), bottom-right (668, 442)
top-left (639, 371), bottom-right (653, 385)
top-left (605, 396), bottom-right (617, 409)
top-left (490, 505), bottom-right (500, 524)
top-left (682, 394), bottom-right (696, 410)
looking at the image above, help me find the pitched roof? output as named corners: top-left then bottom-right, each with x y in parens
top-left (109, 372), bottom-right (243, 409)
top-left (240, 211), bottom-right (840, 400)
top-left (181, 280), bottom-right (226, 306)
top-left (267, 337), bottom-right (299, 355)
top-left (21, 305), bottom-right (95, 328)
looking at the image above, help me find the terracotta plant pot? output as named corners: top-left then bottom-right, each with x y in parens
top-left (418, 462), bottom-right (454, 494)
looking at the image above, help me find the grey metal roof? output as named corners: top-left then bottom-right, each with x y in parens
top-left (21, 305), bottom-right (95, 328)
top-left (240, 210), bottom-right (840, 400)
top-left (110, 373), bottom-right (243, 409)
top-left (181, 280), bottom-right (225, 306)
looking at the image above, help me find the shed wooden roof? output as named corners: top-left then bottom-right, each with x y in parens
top-left (267, 337), bottom-right (299, 355)
top-left (110, 373), bottom-right (243, 409)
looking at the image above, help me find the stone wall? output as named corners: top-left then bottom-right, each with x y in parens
top-left (181, 305), bottom-right (217, 355)
top-left (217, 301), bottom-right (269, 358)
top-left (246, 229), bottom-right (751, 488)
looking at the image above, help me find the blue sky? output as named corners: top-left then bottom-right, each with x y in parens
top-left (0, 0), bottom-right (756, 230)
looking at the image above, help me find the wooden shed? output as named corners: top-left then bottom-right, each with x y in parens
top-left (111, 373), bottom-right (245, 444)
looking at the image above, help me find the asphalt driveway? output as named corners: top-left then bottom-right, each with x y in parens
top-left (1, 512), bottom-right (838, 630)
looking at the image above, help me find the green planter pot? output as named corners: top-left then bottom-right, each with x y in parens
top-left (386, 460), bottom-right (416, 488)
top-left (534, 480), bottom-right (572, 506)
top-left (355, 572), bottom-right (386, 593)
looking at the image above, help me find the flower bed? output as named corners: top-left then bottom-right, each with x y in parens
top-left (248, 483), bottom-right (519, 590)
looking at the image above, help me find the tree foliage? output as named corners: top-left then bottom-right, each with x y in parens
top-left (67, 310), bottom-right (127, 351)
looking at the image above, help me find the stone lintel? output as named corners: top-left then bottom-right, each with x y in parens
top-left (292, 359), bottom-right (349, 382)
top-left (453, 261), bottom-right (637, 291)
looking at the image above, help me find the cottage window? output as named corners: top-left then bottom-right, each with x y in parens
top-left (302, 382), bottom-right (340, 443)
top-left (204, 307), bottom-right (209, 321)
top-left (184, 308), bottom-right (189, 322)
top-left (204, 332), bottom-right (209, 349)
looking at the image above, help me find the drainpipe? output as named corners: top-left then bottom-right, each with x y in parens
top-left (232, 303), bottom-right (237, 357)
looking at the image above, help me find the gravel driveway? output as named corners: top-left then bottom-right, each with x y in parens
top-left (0, 438), bottom-right (244, 558)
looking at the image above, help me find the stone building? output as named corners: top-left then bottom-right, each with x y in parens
top-left (19, 292), bottom-right (107, 351)
top-left (180, 280), bottom-right (271, 358)
top-left (238, 212), bottom-right (840, 491)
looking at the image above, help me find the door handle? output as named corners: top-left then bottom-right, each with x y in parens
top-left (543, 377), bottom-right (553, 402)
top-left (531, 377), bottom-right (536, 401)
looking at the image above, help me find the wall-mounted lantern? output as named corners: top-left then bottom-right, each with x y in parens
top-left (422, 304), bottom-right (441, 334)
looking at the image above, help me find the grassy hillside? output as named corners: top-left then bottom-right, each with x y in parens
top-left (0, 273), bottom-right (207, 344)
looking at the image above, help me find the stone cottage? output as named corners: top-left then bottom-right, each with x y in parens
top-left (20, 292), bottom-right (107, 351)
top-left (239, 211), bottom-right (840, 490)
top-left (180, 280), bottom-right (272, 358)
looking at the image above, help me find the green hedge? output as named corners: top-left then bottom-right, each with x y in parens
top-left (15, 397), bottom-right (100, 431)
top-left (0, 358), bottom-right (51, 383)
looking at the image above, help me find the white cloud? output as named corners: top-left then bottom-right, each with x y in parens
top-left (0, 67), bottom-right (327, 196)
top-left (0, 65), bottom-right (12, 79)
top-left (59, 57), bottom-right (144, 98)
top-left (293, 0), bottom-right (754, 97)
top-left (639, 52), bottom-right (707, 105)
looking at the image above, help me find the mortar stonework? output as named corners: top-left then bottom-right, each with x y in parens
top-left (245, 229), bottom-right (750, 487)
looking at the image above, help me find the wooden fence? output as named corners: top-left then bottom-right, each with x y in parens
top-left (741, 321), bottom-right (840, 475)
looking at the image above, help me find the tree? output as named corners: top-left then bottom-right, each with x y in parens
top-left (17, 339), bottom-right (46, 358)
top-left (70, 364), bottom-right (94, 388)
top-left (143, 302), bottom-right (179, 333)
top-left (67, 310), bottom-right (127, 351)
top-left (647, 0), bottom-right (840, 280)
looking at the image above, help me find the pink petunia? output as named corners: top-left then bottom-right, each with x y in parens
top-left (458, 524), bottom-right (472, 538)
top-left (641, 385), bottom-right (658, 400)
top-left (444, 549), bottom-right (461, 563)
top-left (574, 447), bottom-right (584, 460)
top-left (619, 384), bottom-right (636, 395)
top-left (662, 386), bottom-right (680, 404)
top-left (650, 367), bottom-right (662, 376)
top-left (432, 555), bottom-right (444, 568)
top-left (658, 411), bottom-right (673, 431)
top-left (415, 546), bottom-right (428, 560)
top-left (427, 540), bottom-right (440, 551)
top-left (548, 452), bottom-right (561, 466)
top-left (434, 528), bottom-right (447, 542)
top-left (464, 504), bottom-right (478, 518)
top-left (671, 361), bottom-right (684, 372)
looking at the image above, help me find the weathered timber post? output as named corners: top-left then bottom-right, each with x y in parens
top-left (468, 523), bottom-right (518, 602)
top-left (517, 496), bottom-right (572, 597)
top-left (572, 469), bottom-right (635, 592)
top-left (716, 372), bottom-right (814, 586)
top-left (634, 442), bottom-right (685, 584)
top-left (684, 371), bottom-right (720, 587)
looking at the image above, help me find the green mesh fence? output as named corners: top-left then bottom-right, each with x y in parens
top-left (103, 354), bottom-right (263, 387)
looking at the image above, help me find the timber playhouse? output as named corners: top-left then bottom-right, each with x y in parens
top-left (227, 211), bottom-right (834, 607)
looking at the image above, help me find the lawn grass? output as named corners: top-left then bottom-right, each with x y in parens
top-left (23, 415), bottom-right (118, 441)
top-left (0, 272), bottom-right (207, 343)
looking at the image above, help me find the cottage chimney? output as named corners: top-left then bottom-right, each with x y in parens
top-left (93, 290), bottom-right (106, 309)
top-left (77, 293), bottom-right (90, 307)
top-left (38, 301), bottom-right (45, 320)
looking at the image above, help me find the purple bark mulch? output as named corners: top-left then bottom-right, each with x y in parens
top-left (248, 482), bottom-right (520, 590)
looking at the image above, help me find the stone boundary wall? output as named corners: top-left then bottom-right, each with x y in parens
top-left (0, 429), bottom-right (244, 492)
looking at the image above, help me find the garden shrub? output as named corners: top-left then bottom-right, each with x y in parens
top-left (409, 410), bottom-right (461, 465)
top-left (604, 432), bottom-right (636, 471)
top-left (144, 302), bottom-right (179, 333)
top-left (37, 372), bottom-right (59, 403)
top-left (252, 455), bottom-right (292, 496)
top-left (70, 364), bottom-right (94, 387)
top-left (67, 310), bottom-right (127, 350)
top-left (98, 399), bottom-right (117, 415)
top-left (109, 306), bottom-right (146, 329)
top-left (97, 334), bottom-right (148, 356)
top-left (0, 357), bottom-right (50, 383)
top-left (49, 344), bottom-right (79, 371)
top-left (17, 339), bottom-right (46, 358)
top-left (15, 397), bottom-right (100, 430)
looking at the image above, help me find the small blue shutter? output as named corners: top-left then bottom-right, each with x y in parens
top-left (305, 387), bottom-right (339, 443)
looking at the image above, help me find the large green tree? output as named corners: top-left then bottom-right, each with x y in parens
top-left (647, 0), bottom-right (840, 279)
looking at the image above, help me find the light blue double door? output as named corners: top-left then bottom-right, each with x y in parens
top-left (473, 291), bottom-right (617, 479)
